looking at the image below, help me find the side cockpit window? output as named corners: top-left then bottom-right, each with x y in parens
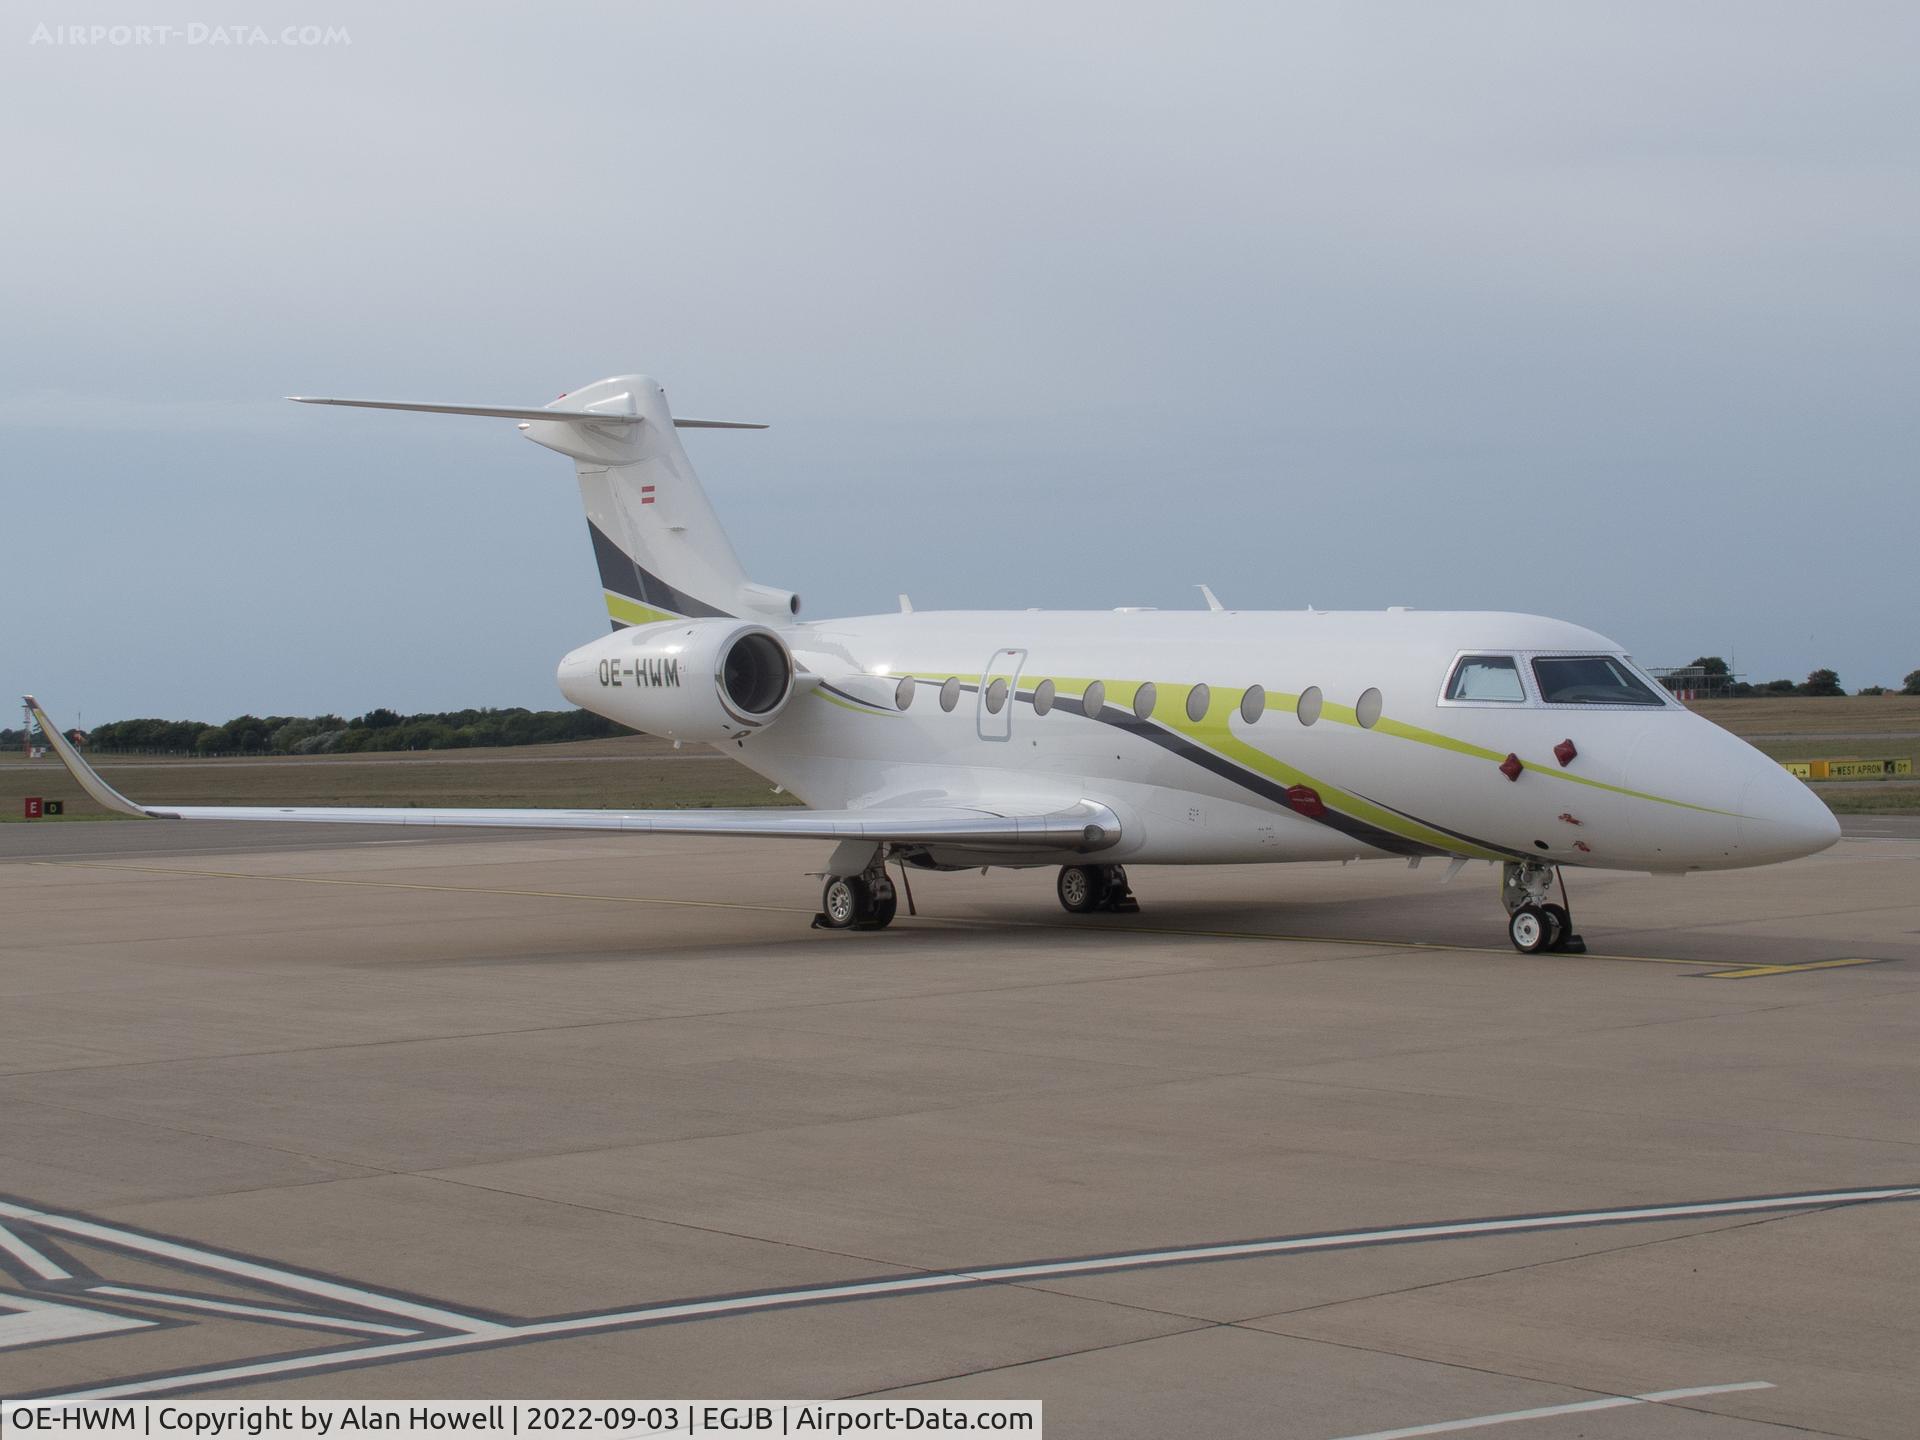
top-left (1446, 654), bottom-right (1525, 702)
top-left (1533, 655), bottom-right (1666, 706)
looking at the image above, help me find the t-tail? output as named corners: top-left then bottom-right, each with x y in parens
top-left (290, 375), bottom-right (799, 629)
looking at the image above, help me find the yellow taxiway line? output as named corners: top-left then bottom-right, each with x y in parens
top-left (1699, 958), bottom-right (1886, 979)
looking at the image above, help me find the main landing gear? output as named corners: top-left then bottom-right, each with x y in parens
top-left (814, 854), bottom-right (899, 930)
top-left (1501, 860), bottom-right (1586, 955)
top-left (1056, 863), bottom-right (1139, 915)
top-left (814, 857), bottom-right (1139, 930)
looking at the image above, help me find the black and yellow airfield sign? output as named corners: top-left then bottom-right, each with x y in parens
top-left (1782, 757), bottom-right (1915, 780)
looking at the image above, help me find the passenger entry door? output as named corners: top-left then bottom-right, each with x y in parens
top-left (977, 648), bottom-right (1026, 742)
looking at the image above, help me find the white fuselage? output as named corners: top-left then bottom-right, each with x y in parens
top-left (569, 607), bottom-right (1838, 874)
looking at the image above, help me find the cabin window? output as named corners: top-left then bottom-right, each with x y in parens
top-left (984, 678), bottom-right (1009, 713)
top-left (1240, 685), bottom-right (1266, 723)
top-left (1186, 683), bottom-right (1210, 722)
top-left (1356, 687), bottom-right (1382, 728)
top-left (940, 677), bottom-right (961, 712)
top-left (895, 676), bottom-right (915, 710)
top-left (1133, 682), bottom-right (1157, 720)
top-left (1533, 655), bottom-right (1666, 706)
top-left (1446, 655), bottom-right (1525, 703)
top-left (1084, 680), bottom-right (1106, 717)
top-left (1297, 685), bottom-right (1323, 726)
top-left (1033, 678), bottom-right (1056, 715)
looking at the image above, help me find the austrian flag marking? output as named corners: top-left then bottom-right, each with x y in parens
top-left (640, 484), bottom-right (657, 505)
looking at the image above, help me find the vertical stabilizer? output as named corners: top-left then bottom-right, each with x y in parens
top-left (521, 375), bottom-right (796, 628)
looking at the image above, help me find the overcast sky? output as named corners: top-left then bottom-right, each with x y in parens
top-left (5, 2), bottom-right (1916, 725)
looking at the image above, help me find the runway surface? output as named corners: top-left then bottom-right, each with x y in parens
top-left (3, 821), bottom-right (1916, 1437)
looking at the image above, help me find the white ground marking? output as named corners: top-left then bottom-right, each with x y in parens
top-left (0, 1222), bottom-right (73, 1281)
top-left (1328, 1381), bottom-right (1775, 1440)
top-left (88, 1286), bottom-right (421, 1338)
top-left (0, 1293), bottom-right (153, 1349)
top-left (28, 1185), bottom-right (1917, 1403)
top-left (0, 1199), bottom-right (505, 1337)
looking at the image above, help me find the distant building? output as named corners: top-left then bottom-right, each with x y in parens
top-left (1649, 665), bottom-right (1744, 701)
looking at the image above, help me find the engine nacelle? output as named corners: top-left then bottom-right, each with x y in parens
top-left (557, 619), bottom-right (795, 742)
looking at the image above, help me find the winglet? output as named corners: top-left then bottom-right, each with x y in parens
top-left (1197, 584), bottom-right (1226, 612)
top-left (20, 696), bottom-right (157, 819)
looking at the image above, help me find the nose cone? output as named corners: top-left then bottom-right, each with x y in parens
top-left (1623, 719), bottom-right (1840, 870)
top-left (1738, 759), bottom-right (1842, 863)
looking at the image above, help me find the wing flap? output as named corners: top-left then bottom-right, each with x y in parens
top-left (115, 803), bottom-right (1112, 847)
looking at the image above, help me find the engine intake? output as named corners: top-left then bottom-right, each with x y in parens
top-left (719, 629), bottom-right (793, 722)
top-left (558, 619), bottom-right (795, 742)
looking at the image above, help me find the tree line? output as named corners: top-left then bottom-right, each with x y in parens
top-left (1674, 659), bottom-right (1920, 699)
top-left (2, 707), bottom-right (636, 756)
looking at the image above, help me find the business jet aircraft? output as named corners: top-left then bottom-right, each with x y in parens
top-left (28, 373), bottom-right (1840, 953)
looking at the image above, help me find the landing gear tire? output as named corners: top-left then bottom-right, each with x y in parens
top-left (1540, 903), bottom-right (1574, 952)
top-left (820, 876), bottom-right (868, 929)
top-left (862, 885), bottom-right (898, 929)
top-left (1057, 863), bottom-right (1139, 915)
top-left (1058, 865), bottom-right (1102, 914)
top-left (1100, 864), bottom-right (1140, 913)
top-left (819, 873), bottom-right (897, 931)
top-left (1509, 904), bottom-right (1557, 955)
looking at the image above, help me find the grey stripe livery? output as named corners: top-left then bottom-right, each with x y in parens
top-left (588, 520), bottom-right (734, 626)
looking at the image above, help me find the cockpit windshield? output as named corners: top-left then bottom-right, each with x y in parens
top-left (1531, 655), bottom-right (1666, 706)
top-left (1445, 655), bottom-right (1525, 702)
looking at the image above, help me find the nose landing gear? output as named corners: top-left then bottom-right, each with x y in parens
top-left (1057, 864), bottom-right (1139, 914)
top-left (1502, 861), bottom-right (1585, 954)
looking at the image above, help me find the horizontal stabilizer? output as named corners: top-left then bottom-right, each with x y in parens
top-left (288, 397), bottom-right (765, 429)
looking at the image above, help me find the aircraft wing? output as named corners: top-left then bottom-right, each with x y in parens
top-left (22, 697), bottom-right (1118, 852)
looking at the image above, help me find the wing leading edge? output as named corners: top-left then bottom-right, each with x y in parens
top-left (21, 698), bottom-right (1118, 852)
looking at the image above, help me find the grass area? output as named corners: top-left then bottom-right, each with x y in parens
top-left (1686, 695), bottom-right (1920, 737)
top-left (0, 733), bottom-right (796, 821)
